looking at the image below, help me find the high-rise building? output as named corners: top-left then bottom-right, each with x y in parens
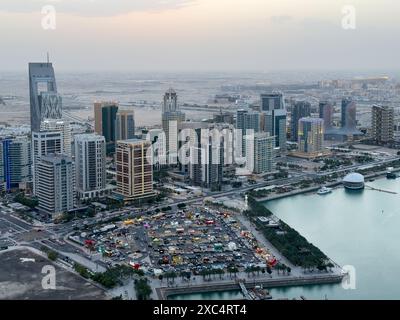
top-left (39, 92), bottom-right (62, 120)
top-left (260, 93), bottom-right (285, 112)
top-left (162, 88), bottom-right (178, 113)
top-left (162, 112), bottom-right (185, 164)
top-left (115, 139), bottom-right (154, 201)
top-left (260, 94), bottom-right (287, 150)
top-left (341, 98), bottom-right (357, 131)
top-left (236, 109), bottom-right (260, 156)
top-left (115, 109), bottom-right (135, 141)
top-left (298, 117), bottom-right (324, 153)
top-left (291, 101), bottom-right (311, 142)
top-left (246, 133), bottom-right (275, 174)
top-left (29, 62), bottom-right (59, 132)
top-left (0, 136), bottom-right (32, 191)
top-left (371, 105), bottom-right (394, 143)
top-left (32, 131), bottom-right (64, 195)
top-left (94, 101), bottom-right (119, 155)
top-left (36, 154), bottom-right (75, 219)
top-left (0, 145), bottom-right (4, 192)
top-left (144, 129), bottom-right (167, 170)
top-left (189, 128), bottom-right (224, 191)
top-left (161, 89), bottom-right (185, 164)
top-left (74, 134), bottom-right (107, 200)
top-left (40, 119), bottom-right (72, 156)
top-left (319, 101), bottom-right (334, 133)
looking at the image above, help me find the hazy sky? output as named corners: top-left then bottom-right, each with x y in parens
top-left (0, 0), bottom-right (399, 72)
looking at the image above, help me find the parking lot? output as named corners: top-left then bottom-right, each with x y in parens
top-left (68, 205), bottom-right (276, 276)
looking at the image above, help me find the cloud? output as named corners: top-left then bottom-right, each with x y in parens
top-left (270, 15), bottom-right (293, 24)
top-left (0, 0), bottom-right (196, 16)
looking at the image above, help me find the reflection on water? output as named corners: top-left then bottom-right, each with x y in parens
top-left (172, 179), bottom-right (400, 300)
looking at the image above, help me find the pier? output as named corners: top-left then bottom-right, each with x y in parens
top-left (365, 185), bottom-right (397, 194)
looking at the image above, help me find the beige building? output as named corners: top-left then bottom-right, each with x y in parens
top-left (371, 105), bottom-right (394, 143)
top-left (115, 139), bottom-right (154, 201)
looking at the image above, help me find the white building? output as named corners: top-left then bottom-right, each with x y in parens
top-left (36, 154), bottom-right (75, 219)
top-left (32, 130), bottom-right (64, 195)
top-left (40, 119), bottom-right (72, 156)
top-left (74, 133), bottom-right (107, 200)
top-left (246, 132), bottom-right (275, 174)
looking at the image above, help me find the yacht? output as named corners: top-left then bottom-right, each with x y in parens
top-left (317, 186), bottom-right (332, 195)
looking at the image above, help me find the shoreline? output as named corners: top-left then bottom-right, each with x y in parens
top-left (253, 168), bottom-right (398, 202)
top-left (158, 274), bottom-right (344, 300)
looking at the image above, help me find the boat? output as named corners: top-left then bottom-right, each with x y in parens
top-left (317, 186), bottom-right (332, 195)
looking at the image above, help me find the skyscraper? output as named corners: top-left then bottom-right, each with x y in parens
top-left (115, 139), bottom-right (154, 201)
top-left (246, 133), bottom-right (275, 174)
top-left (298, 117), bottom-right (324, 153)
top-left (40, 119), bottom-right (72, 156)
top-left (291, 101), bottom-right (311, 142)
top-left (0, 136), bottom-right (32, 191)
top-left (29, 62), bottom-right (59, 132)
top-left (74, 134), bottom-right (107, 200)
top-left (94, 101), bottom-right (119, 155)
top-left (260, 93), bottom-right (287, 151)
top-left (161, 89), bottom-right (185, 164)
top-left (341, 98), bottom-right (357, 132)
top-left (371, 105), bottom-right (394, 143)
top-left (236, 109), bottom-right (260, 156)
top-left (260, 93), bottom-right (285, 112)
top-left (36, 154), bottom-right (75, 220)
top-left (189, 128), bottom-right (224, 191)
top-left (115, 109), bottom-right (135, 141)
top-left (162, 88), bottom-right (178, 113)
top-left (319, 101), bottom-right (334, 133)
top-left (32, 131), bottom-right (64, 195)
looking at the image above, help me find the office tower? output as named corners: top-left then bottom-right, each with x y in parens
top-left (260, 93), bottom-right (287, 150)
top-left (36, 154), bottom-right (75, 220)
top-left (0, 145), bottom-right (4, 192)
top-left (94, 101), bottom-right (119, 155)
top-left (74, 134), bottom-right (107, 200)
top-left (291, 101), bottom-right (311, 142)
top-left (144, 129), bottom-right (167, 170)
top-left (189, 128), bottom-right (224, 191)
top-left (115, 109), bottom-right (135, 141)
top-left (41, 119), bottom-right (72, 156)
top-left (162, 88), bottom-right (178, 113)
top-left (236, 109), bottom-right (260, 156)
top-left (39, 92), bottom-right (62, 120)
top-left (115, 139), bottom-right (154, 201)
top-left (371, 105), bottom-right (394, 143)
top-left (32, 131), bottom-right (64, 195)
top-left (319, 101), bottom-right (334, 133)
top-left (341, 98), bottom-right (357, 131)
top-left (246, 133), bottom-right (275, 174)
top-left (161, 89), bottom-right (185, 164)
top-left (298, 117), bottom-right (324, 153)
top-left (0, 136), bottom-right (32, 192)
top-left (260, 93), bottom-right (285, 112)
top-left (29, 62), bottom-right (59, 132)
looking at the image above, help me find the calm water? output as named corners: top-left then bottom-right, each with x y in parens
top-left (172, 178), bottom-right (400, 300)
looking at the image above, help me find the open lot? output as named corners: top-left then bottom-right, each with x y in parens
top-left (0, 248), bottom-right (108, 300)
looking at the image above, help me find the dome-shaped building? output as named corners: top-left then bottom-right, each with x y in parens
top-left (342, 173), bottom-right (365, 190)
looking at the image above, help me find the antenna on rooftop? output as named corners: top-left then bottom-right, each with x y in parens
top-left (47, 52), bottom-right (50, 64)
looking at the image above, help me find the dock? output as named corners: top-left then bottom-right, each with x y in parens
top-left (365, 185), bottom-right (397, 194)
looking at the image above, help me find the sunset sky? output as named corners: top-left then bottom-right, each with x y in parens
top-left (0, 0), bottom-right (399, 72)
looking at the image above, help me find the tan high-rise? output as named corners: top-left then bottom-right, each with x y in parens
top-left (115, 139), bottom-right (154, 201)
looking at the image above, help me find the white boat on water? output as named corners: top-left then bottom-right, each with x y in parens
top-left (317, 186), bottom-right (332, 195)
